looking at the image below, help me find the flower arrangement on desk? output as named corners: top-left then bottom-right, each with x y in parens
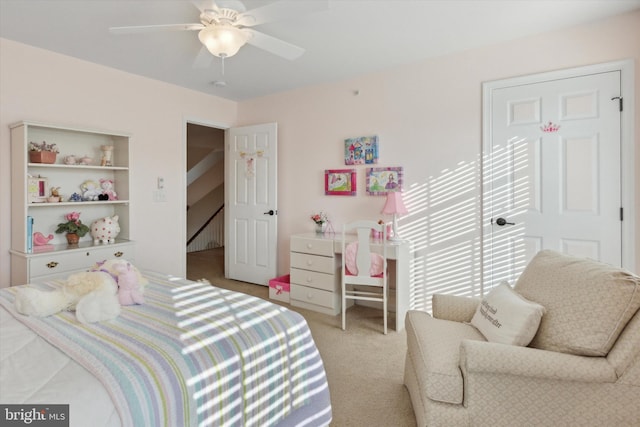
top-left (311, 211), bottom-right (329, 234)
top-left (55, 211), bottom-right (90, 244)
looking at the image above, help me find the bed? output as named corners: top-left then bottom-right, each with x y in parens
top-left (0, 271), bottom-right (332, 427)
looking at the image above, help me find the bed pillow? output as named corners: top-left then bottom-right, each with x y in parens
top-left (514, 250), bottom-right (640, 356)
top-left (344, 242), bottom-right (384, 276)
top-left (470, 281), bottom-right (545, 346)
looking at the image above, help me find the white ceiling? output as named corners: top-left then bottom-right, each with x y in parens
top-left (1, 0), bottom-right (639, 101)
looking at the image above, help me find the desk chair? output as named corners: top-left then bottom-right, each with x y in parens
top-left (341, 220), bottom-right (389, 334)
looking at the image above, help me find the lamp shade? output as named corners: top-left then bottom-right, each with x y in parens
top-left (381, 192), bottom-right (409, 216)
top-left (198, 24), bottom-right (249, 58)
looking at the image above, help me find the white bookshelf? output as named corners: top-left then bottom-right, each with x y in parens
top-left (9, 121), bottom-right (135, 284)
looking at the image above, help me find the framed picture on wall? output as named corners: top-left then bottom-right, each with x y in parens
top-left (344, 135), bottom-right (379, 165)
top-left (325, 169), bottom-right (357, 196)
top-left (366, 167), bottom-right (403, 195)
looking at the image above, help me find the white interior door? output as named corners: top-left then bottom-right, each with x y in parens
top-left (483, 70), bottom-right (623, 289)
top-left (225, 123), bottom-right (277, 285)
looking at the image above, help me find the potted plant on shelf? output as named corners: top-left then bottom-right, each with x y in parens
top-left (29, 141), bottom-right (59, 164)
top-left (55, 211), bottom-right (90, 245)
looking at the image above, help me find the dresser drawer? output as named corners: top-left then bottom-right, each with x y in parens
top-left (290, 252), bottom-right (334, 274)
top-left (30, 251), bottom-right (91, 278)
top-left (29, 244), bottom-right (134, 278)
top-left (290, 284), bottom-right (336, 310)
top-left (290, 267), bottom-right (337, 292)
top-left (291, 235), bottom-right (334, 257)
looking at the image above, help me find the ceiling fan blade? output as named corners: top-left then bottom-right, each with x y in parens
top-left (243, 29), bottom-right (305, 60)
top-left (193, 46), bottom-right (214, 68)
top-left (236, 0), bottom-right (328, 27)
top-left (109, 23), bottom-right (204, 35)
top-left (190, 0), bottom-right (219, 14)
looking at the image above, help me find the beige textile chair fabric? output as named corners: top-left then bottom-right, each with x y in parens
top-left (404, 251), bottom-right (640, 426)
top-left (341, 220), bottom-right (388, 334)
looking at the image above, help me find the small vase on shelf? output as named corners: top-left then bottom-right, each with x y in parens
top-left (66, 233), bottom-right (79, 245)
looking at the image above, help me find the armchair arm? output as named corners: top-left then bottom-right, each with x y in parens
top-left (460, 340), bottom-right (617, 383)
top-left (432, 294), bottom-right (481, 323)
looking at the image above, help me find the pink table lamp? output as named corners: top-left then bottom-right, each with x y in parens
top-left (381, 191), bottom-right (408, 241)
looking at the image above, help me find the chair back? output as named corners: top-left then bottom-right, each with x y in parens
top-left (341, 220), bottom-right (388, 285)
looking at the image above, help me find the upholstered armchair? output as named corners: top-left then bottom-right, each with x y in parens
top-left (404, 250), bottom-right (640, 426)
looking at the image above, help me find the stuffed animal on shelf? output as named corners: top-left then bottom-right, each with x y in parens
top-left (99, 178), bottom-right (117, 201)
top-left (114, 262), bottom-right (144, 306)
top-left (14, 270), bottom-right (120, 323)
top-left (80, 179), bottom-right (101, 201)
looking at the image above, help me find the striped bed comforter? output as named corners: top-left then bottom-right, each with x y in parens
top-left (0, 273), bottom-right (332, 427)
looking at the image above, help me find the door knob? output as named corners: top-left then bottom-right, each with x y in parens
top-left (495, 217), bottom-right (515, 226)
top-left (263, 209), bottom-right (275, 216)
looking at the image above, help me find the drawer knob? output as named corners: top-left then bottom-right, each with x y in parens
top-left (306, 277), bottom-right (313, 283)
top-left (114, 251), bottom-right (123, 257)
top-left (307, 293), bottom-right (314, 300)
top-left (306, 260), bottom-right (313, 266)
top-left (306, 243), bottom-right (313, 249)
top-left (46, 261), bottom-right (59, 269)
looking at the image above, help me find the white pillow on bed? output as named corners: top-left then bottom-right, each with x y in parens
top-left (470, 281), bottom-right (545, 346)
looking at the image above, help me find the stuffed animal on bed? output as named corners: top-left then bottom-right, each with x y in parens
top-left (14, 270), bottom-right (120, 323)
top-left (114, 262), bottom-right (144, 306)
top-left (14, 259), bottom-right (148, 323)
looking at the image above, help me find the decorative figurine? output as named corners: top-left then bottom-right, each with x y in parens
top-left (100, 145), bottom-right (114, 166)
top-left (33, 231), bottom-right (54, 246)
top-left (79, 155), bottom-right (93, 165)
top-left (90, 215), bottom-right (120, 244)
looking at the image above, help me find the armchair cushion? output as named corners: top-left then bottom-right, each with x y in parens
top-left (405, 310), bottom-right (485, 404)
top-left (514, 250), bottom-right (640, 356)
top-left (470, 282), bottom-right (545, 346)
top-left (460, 340), bottom-right (617, 383)
top-left (432, 294), bottom-right (480, 322)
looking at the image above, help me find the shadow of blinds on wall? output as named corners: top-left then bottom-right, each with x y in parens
top-left (400, 156), bottom-right (482, 314)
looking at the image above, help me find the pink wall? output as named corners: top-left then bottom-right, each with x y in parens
top-left (237, 10), bottom-right (640, 305)
top-left (1, 10), bottom-right (638, 299)
top-left (0, 39), bottom-right (237, 286)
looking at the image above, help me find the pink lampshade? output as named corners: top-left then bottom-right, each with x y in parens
top-left (381, 192), bottom-right (409, 215)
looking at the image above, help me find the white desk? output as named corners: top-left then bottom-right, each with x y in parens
top-left (290, 232), bottom-right (411, 332)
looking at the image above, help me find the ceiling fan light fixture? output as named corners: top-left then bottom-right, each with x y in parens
top-left (198, 24), bottom-right (248, 58)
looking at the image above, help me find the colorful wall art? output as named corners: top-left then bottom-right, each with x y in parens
top-left (366, 167), bottom-right (403, 195)
top-left (344, 135), bottom-right (378, 165)
top-left (325, 169), bottom-right (357, 196)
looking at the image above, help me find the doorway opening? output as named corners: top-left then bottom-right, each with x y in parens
top-left (185, 122), bottom-right (226, 281)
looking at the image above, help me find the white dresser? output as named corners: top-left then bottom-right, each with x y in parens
top-left (289, 233), bottom-right (341, 315)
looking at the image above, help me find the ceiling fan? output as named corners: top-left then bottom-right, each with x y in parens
top-left (109, 0), bottom-right (327, 68)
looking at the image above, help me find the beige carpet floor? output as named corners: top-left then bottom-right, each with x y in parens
top-left (187, 249), bottom-right (417, 427)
